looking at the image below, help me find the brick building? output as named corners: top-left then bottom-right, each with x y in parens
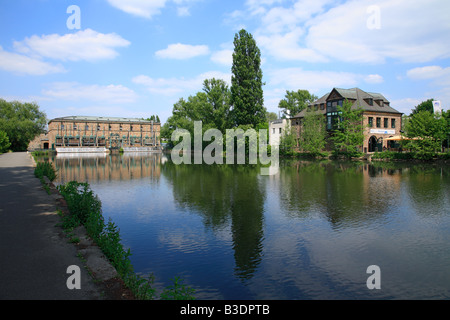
top-left (290, 88), bottom-right (403, 153)
top-left (29, 116), bottom-right (161, 152)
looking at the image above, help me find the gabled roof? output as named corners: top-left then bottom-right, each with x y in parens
top-left (291, 88), bottom-right (402, 118)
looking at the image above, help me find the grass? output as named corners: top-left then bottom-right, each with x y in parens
top-left (57, 180), bottom-right (195, 300)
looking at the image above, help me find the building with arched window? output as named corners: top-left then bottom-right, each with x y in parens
top-left (290, 88), bottom-right (403, 153)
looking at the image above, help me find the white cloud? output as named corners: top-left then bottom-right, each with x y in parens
top-left (155, 43), bottom-right (210, 60)
top-left (107, 0), bottom-right (201, 19)
top-left (42, 82), bottom-right (138, 104)
top-left (13, 29), bottom-right (130, 62)
top-left (177, 7), bottom-right (190, 16)
top-left (407, 66), bottom-right (450, 82)
top-left (268, 68), bottom-right (382, 93)
top-left (364, 74), bottom-right (384, 84)
top-left (133, 71), bottom-right (231, 96)
top-left (0, 46), bottom-right (65, 75)
top-left (106, 0), bottom-right (168, 19)
top-left (211, 49), bottom-right (233, 66)
top-left (256, 28), bottom-right (327, 62)
top-left (248, 0), bottom-right (450, 64)
top-left (390, 97), bottom-right (423, 115)
top-left (406, 65), bottom-right (450, 110)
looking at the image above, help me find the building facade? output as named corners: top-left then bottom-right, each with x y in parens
top-left (269, 118), bottom-right (290, 146)
top-left (29, 116), bottom-right (161, 152)
top-left (291, 88), bottom-right (403, 153)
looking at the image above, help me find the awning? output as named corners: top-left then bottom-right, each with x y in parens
top-left (385, 135), bottom-right (419, 141)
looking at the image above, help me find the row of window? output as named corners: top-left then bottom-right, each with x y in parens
top-left (308, 99), bottom-right (388, 112)
top-left (368, 117), bottom-right (396, 129)
top-left (272, 128), bottom-right (283, 134)
top-left (59, 123), bottom-right (154, 131)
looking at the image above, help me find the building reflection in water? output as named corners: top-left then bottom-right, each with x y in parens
top-left (50, 152), bottom-right (162, 184)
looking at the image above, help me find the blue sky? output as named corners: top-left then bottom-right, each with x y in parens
top-left (1, 0), bottom-right (449, 124)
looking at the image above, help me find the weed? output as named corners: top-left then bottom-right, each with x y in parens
top-left (57, 180), bottom-right (195, 300)
top-left (34, 162), bottom-right (57, 181)
top-left (160, 277), bottom-right (196, 300)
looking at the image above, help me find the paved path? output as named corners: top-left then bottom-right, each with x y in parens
top-left (0, 152), bottom-right (104, 300)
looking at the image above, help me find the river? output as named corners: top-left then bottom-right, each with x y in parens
top-left (46, 153), bottom-right (450, 299)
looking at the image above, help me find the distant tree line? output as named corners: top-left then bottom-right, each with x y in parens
top-left (146, 115), bottom-right (160, 123)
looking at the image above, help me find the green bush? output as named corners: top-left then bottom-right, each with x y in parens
top-left (34, 162), bottom-right (57, 181)
top-left (372, 151), bottom-right (414, 160)
top-left (58, 182), bottom-right (101, 225)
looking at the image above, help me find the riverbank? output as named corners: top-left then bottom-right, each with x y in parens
top-left (0, 152), bottom-right (134, 299)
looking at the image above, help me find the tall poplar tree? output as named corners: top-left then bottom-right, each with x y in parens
top-left (230, 29), bottom-right (265, 128)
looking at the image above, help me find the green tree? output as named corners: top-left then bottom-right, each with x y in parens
top-left (202, 78), bottom-right (231, 133)
top-left (266, 112), bottom-right (278, 123)
top-left (278, 90), bottom-right (318, 118)
top-left (405, 110), bottom-right (446, 159)
top-left (442, 110), bottom-right (450, 149)
top-left (410, 99), bottom-right (434, 116)
top-left (161, 78), bottom-right (232, 146)
top-left (230, 29), bottom-right (266, 128)
top-left (146, 115), bottom-right (161, 123)
top-left (331, 99), bottom-right (364, 157)
top-left (300, 110), bottom-right (326, 156)
top-left (0, 99), bottom-right (47, 152)
top-left (0, 130), bottom-right (11, 153)
top-left (279, 126), bottom-right (297, 156)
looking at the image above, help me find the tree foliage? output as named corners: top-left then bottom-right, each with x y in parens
top-left (300, 110), bottom-right (327, 156)
top-left (230, 29), bottom-right (266, 128)
top-left (279, 125), bottom-right (297, 156)
top-left (331, 99), bottom-right (364, 157)
top-left (278, 90), bottom-right (318, 118)
top-left (0, 130), bottom-right (10, 153)
top-left (0, 99), bottom-right (47, 151)
top-left (161, 78), bottom-right (231, 146)
top-left (147, 115), bottom-right (160, 122)
top-left (405, 110), bottom-right (447, 159)
top-left (410, 98), bottom-right (434, 116)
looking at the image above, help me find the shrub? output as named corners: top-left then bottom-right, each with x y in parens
top-left (34, 162), bottom-right (57, 181)
top-left (57, 181), bottom-right (101, 225)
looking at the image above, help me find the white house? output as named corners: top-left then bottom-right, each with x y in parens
top-left (269, 119), bottom-right (290, 146)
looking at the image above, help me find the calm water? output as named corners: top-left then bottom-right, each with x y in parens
top-left (48, 153), bottom-right (450, 300)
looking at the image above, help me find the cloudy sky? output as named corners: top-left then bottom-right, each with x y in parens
top-left (1, 0), bottom-right (449, 123)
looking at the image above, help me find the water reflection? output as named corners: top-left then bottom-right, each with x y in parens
top-left (50, 152), bottom-right (162, 184)
top-left (42, 153), bottom-right (450, 299)
top-left (161, 162), bottom-right (265, 281)
top-left (277, 161), bottom-right (405, 228)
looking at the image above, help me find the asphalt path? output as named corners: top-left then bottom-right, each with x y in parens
top-left (0, 152), bottom-right (103, 300)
